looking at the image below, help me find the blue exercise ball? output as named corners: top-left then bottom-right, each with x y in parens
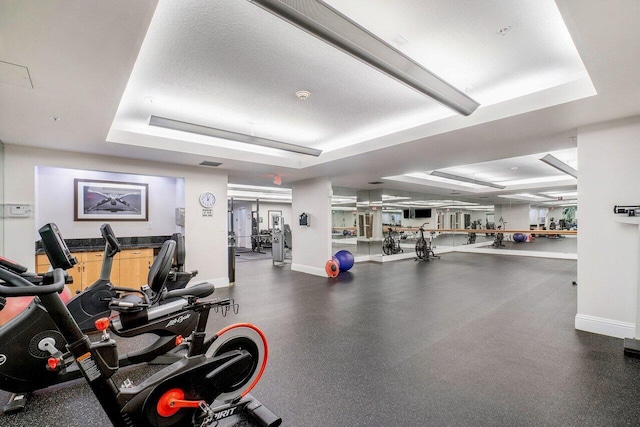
top-left (513, 233), bottom-right (525, 242)
top-left (334, 250), bottom-right (355, 272)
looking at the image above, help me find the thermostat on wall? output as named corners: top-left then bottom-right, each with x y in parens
top-left (299, 212), bottom-right (310, 227)
top-left (5, 204), bottom-right (32, 218)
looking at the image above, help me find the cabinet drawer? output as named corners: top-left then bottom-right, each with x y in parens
top-left (83, 251), bottom-right (105, 262)
top-left (119, 248), bottom-right (153, 259)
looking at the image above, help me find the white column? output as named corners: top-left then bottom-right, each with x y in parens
top-left (575, 116), bottom-right (640, 338)
top-left (291, 178), bottom-right (332, 276)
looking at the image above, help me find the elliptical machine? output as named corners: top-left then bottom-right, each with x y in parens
top-left (0, 223), bottom-right (234, 414)
top-left (0, 247), bottom-right (280, 425)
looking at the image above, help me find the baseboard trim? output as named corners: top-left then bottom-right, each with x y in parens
top-left (575, 313), bottom-right (635, 339)
top-left (291, 263), bottom-right (327, 277)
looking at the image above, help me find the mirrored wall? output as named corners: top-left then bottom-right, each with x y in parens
top-left (332, 186), bottom-right (577, 258)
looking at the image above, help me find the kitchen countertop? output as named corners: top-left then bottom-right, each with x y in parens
top-left (36, 235), bottom-right (172, 254)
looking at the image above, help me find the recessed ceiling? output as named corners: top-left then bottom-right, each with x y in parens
top-left (1, 0), bottom-right (639, 198)
top-left (108, 0), bottom-right (594, 169)
top-left (383, 148), bottom-right (578, 202)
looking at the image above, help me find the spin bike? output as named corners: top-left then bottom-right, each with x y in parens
top-left (466, 225), bottom-right (477, 245)
top-left (382, 227), bottom-right (403, 255)
top-left (414, 224), bottom-right (440, 261)
top-left (492, 219), bottom-right (506, 248)
top-left (0, 233), bottom-right (280, 426)
top-left (0, 223), bottom-right (231, 414)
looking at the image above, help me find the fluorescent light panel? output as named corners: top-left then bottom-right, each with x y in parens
top-left (430, 171), bottom-right (506, 189)
top-left (149, 115), bottom-right (322, 157)
top-left (498, 193), bottom-right (553, 201)
top-left (540, 154), bottom-right (578, 178)
top-left (497, 175), bottom-right (572, 186)
top-left (248, 0), bottom-right (479, 116)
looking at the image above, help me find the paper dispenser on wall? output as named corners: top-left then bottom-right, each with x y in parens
top-left (175, 207), bottom-right (185, 226)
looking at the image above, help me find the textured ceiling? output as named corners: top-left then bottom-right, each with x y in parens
top-left (1, 0), bottom-right (639, 203)
top-left (108, 0), bottom-right (593, 169)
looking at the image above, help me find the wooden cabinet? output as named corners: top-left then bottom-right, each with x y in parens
top-left (36, 254), bottom-right (51, 274)
top-left (35, 248), bottom-right (152, 294)
top-left (116, 248), bottom-right (153, 289)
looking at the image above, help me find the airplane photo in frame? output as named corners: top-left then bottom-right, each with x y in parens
top-left (74, 179), bottom-right (149, 221)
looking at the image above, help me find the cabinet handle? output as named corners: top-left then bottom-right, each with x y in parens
top-left (132, 251), bottom-right (141, 255)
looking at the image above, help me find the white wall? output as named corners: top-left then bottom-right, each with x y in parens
top-left (494, 203), bottom-right (530, 230)
top-left (291, 178), bottom-right (332, 276)
top-left (35, 166), bottom-right (182, 239)
top-left (576, 116), bottom-right (640, 338)
top-left (4, 145), bottom-right (229, 286)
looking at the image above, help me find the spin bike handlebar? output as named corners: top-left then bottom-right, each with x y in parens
top-left (0, 267), bottom-right (65, 296)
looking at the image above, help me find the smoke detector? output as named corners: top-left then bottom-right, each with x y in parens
top-left (295, 90), bottom-right (311, 100)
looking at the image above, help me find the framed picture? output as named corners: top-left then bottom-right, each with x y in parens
top-left (74, 179), bottom-right (149, 221)
top-left (268, 210), bottom-right (282, 230)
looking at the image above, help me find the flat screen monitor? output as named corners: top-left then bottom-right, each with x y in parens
top-left (414, 208), bottom-right (432, 218)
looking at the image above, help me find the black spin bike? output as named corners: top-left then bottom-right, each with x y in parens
top-left (382, 227), bottom-right (403, 255)
top-left (0, 226), bottom-right (280, 427)
top-left (414, 223), bottom-right (440, 261)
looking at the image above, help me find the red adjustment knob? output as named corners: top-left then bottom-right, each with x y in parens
top-left (95, 317), bottom-right (110, 331)
top-left (48, 357), bottom-right (59, 370)
top-left (175, 335), bottom-right (184, 346)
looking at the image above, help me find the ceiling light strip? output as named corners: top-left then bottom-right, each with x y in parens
top-left (539, 154), bottom-right (578, 178)
top-left (430, 170), bottom-right (506, 189)
top-left (248, 0), bottom-right (479, 116)
top-left (149, 115), bottom-right (322, 157)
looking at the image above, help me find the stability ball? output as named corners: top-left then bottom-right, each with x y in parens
top-left (334, 250), bottom-right (354, 272)
top-left (513, 233), bottom-right (526, 242)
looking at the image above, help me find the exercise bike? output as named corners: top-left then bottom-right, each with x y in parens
top-left (0, 223), bottom-right (231, 414)
top-left (42, 223), bottom-right (197, 332)
top-left (492, 219), bottom-right (507, 248)
top-left (382, 227), bottom-right (403, 255)
top-left (465, 222), bottom-right (478, 245)
top-left (414, 224), bottom-right (440, 261)
top-left (0, 232), bottom-right (280, 426)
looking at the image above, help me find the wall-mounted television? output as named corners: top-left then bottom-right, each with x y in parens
top-left (403, 208), bottom-right (431, 218)
top-left (414, 208), bottom-right (432, 218)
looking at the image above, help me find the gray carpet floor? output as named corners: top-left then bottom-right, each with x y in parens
top-left (1, 252), bottom-right (637, 426)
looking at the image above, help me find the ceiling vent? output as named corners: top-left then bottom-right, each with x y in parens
top-left (368, 181), bottom-right (384, 185)
top-left (199, 161), bottom-right (222, 167)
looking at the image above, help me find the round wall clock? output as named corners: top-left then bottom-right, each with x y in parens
top-left (199, 192), bottom-right (216, 208)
